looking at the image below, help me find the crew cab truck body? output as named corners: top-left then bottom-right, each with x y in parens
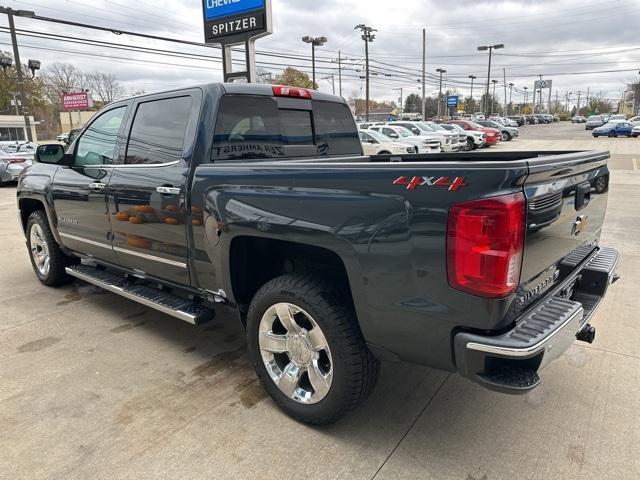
top-left (19, 83), bottom-right (619, 424)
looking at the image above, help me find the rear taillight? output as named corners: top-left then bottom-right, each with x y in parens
top-left (272, 85), bottom-right (312, 99)
top-left (446, 192), bottom-right (526, 298)
top-left (5, 157), bottom-right (25, 164)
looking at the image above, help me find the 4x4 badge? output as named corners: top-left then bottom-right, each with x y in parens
top-left (393, 176), bottom-right (467, 191)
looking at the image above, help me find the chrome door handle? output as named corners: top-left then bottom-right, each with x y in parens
top-left (156, 186), bottom-right (181, 195)
top-left (88, 182), bottom-right (106, 190)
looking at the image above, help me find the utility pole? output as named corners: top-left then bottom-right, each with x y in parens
top-left (355, 24), bottom-right (376, 122)
top-left (635, 71), bottom-right (640, 116)
top-left (332, 51), bottom-right (344, 97)
top-left (586, 87), bottom-right (590, 113)
top-left (1, 6), bottom-right (35, 142)
top-left (436, 68), bottom-right (446, 118)
top-left (575, 90), bottom-right (582, 115)
top-left (565, 91), bottom-right (572, 113)
top-left (508, 82), bottom-right (514, 115)
top-left (393, 87), bottom-right (403, 117)
top-left (477, 43), bottom-right (504, 117)
top-left (555, 91), bottom-right (558, 114)
top-left (421, 28), bottom-right (426, 120)
top-left (491, 79), bottom-right (498, 115)
top-left (468, 75), bottom-right (476, 113)
top-left (523, 86), bottom-right (528, 113)
top-left (503, 69), bottom-right (507, 116)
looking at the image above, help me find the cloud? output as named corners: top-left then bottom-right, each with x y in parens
top-left (1, 0), bottom-right (637, 104)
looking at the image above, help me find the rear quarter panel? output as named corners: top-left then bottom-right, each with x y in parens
top-left (191, 159), bottom-right (529, 370)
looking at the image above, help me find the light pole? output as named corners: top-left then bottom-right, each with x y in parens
top-left (302, 36), bottom-right (327, 90)
top-left (1, 6), bottom-right (36, 142)
top-left (566, 92), bottom-right (572, 113)
top-left (508, 83), bottom-right (514, 115)
top-left (436, 68), bottom-right (446, 118)
top-left (491, 79), bottom-right (498, 115)
top-left (523, 86), bottom-right (528, 113)
top-left (468, 75), bottom-right (476, 113)
top-left (635, 70), bottom-right (640, 116)
top-left (477, 43), bottom-right (504, 117)
top-left (393, 87), bottom-right (403, 118)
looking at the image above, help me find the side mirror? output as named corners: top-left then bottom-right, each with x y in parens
top-left (35, 144), bottom-right (66, 165)
top-left (388, 133), bottom-right (399, 139)
top-left (412, 128), bottom-right (420, 135)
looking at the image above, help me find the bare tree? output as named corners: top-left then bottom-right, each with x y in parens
top-left (86, 72), bottom-right (124, 104)
top-left (42, 62), bottom-right (88, 109)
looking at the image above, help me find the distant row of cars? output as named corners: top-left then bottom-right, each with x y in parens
top-left (357, 118), bottom-right (516, 155)
top-left (0, 141), bottom-right (37, 186)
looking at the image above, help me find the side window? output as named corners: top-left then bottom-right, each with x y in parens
top-left (75, 107), bottom-right (126, 167)
top-left (125, 96), bottom-right (193, 165)
top-left (213, 95), bottom-right (282, 161)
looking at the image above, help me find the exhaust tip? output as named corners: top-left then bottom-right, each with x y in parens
top-left (576, 324), bottom-right (596, 344)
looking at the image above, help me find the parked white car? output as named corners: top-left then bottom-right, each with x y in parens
top-left (437, 122), bottom-right (485, 151)
top-left (387, 121), bottom-right (459, 152)
top-left (628, 116), bottom-right (640, 126)
top-left (0, 149), bottom-right (32, 185)
top-left (631, 125), bottom-right (640, 138)
top-left (359, 130), bottom-right (418, 155)
top-left (368, 125), bottom-right (441, 153)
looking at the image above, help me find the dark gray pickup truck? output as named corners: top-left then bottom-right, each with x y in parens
top-left (18, 83), bottom-right (619, 424)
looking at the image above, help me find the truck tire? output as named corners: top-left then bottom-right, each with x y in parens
top-left (26, 210), bottom-right (76, 286)
top-left (246, 273), bottom-right (379, 424)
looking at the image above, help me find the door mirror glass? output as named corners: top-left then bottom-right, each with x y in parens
top-left (35, 144), bottom-right (65, 164)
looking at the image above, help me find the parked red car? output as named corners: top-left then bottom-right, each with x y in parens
top-left (448, 120), bottom-right (501, 147)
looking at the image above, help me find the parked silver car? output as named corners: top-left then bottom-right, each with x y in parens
top-left (0, 149), bottom-right (32, 185)
top-left (585, 115), bottom-right (605, 130)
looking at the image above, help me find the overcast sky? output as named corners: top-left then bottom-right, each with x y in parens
top-left (1, 0), bottom-right (638, 108)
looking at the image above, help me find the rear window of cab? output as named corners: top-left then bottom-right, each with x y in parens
top-left (212, 95), bottom-right (361, 161)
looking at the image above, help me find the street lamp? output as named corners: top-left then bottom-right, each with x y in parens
top-left (566, 92), bottom-right (573, 113)
top-left (302, 35), bottom-right (328, 90)
top-left (436, 68), bottom-right (446, 118)
top-left (477, 43), bottom-right (504, 116)
top-left (0, 55), bottom-right (12, 74)
top-left (491, 79), bottom-right (498, 115)
top-left (468, 75), bottom-right (477, 113)
top-left (27, 59), bottom-right (40, 78)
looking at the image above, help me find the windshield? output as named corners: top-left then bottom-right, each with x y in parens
top-left (427, 123), bottom-right (448, 132)
top-left (467, 121), bottom-right (484, 129)
top-left (366, 130), bottom-right (393, 142)
top-left (417, 122), bottom-right (436, 132)
top-left (393, 127), bottom-right (412, 137)
top-left (588, 116), bottom-right (601, 121)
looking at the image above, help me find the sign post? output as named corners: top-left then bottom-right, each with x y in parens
top-left (534, 79), bottom-right (553, 114)
top-left (202, 0), bottom-right (272, 82)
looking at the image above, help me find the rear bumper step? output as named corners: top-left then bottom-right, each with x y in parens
top-left (66, 264), bottom-right (213, 325)
top-left (454, 246), bottom-right (619, 395)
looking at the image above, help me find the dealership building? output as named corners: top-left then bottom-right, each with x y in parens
top-left (0, 115), bottom-right (37, 143)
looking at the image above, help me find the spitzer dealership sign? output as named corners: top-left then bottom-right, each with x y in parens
top-left (202, 0), bottom-right (270, 42)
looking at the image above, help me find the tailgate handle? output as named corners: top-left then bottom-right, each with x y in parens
top-left (575, 182), bottom-right (591, 211)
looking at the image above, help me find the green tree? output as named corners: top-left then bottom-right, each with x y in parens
top-left (273, 67), bottom-right (315, 89)
top-left (404, 93), bottom-right (422, 113)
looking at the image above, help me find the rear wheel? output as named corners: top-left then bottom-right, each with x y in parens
top-left (501, 132), bottom-right (512, 141)
top-left (247, 273), bottom-right (379, 425)
top-left (594, 175), bottom-right (608, 194)
top-left (26, 211), bottom-right (76, 286)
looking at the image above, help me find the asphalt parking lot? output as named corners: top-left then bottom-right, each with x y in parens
top-left (1, 122), bottom-right (639, 480)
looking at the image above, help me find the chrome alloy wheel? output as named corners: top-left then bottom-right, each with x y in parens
top-left (29, 224), bottom-right (50, 276)
top-left (258, 302), bottom-right (333, 404)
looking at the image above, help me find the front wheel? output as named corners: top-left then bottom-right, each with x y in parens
top-left (247, 273), bottom-right (379, 425)
top-left (501, 132), bottom-right (512, 141)
top-left (463, 138), bottom-right (474, 151)
top-left (26, 211), bottom-right (76, 286)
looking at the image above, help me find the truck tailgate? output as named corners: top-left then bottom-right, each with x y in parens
top-left (517, 151), bottom-right (610, 313)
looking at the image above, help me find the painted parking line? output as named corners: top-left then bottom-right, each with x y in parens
top-left (633, 158), bottom-right (638, 171)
